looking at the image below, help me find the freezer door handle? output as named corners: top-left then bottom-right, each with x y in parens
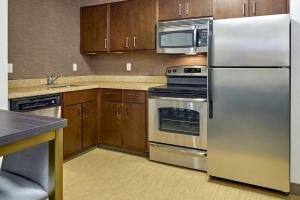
top-left (208, 68), bottom-right (213, 119)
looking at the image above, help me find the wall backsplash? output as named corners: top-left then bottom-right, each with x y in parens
top-left (8, 0), bottom-right (207, 80)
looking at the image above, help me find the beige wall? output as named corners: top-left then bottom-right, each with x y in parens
top-left (8, 0), bottom-right (206, 79)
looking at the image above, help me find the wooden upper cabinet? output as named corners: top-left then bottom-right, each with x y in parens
top-left (80, 5), bottom-right (108, 53)
top-left (214, 0), bottom-right (288, 19)
top-left (110, 1), bottom-right (132, 51)
top-left (184, 0), bottom-right (213, 18)
top-left (159, 0), bottom-right (212, 21)
top-left (131, 0), bottom-right (157, 50)
top-left (213, 0), bottom-right (249, 19)
top-left (249, 0), bottom-right (288, 17)
top-left (159, 0), bottom-right (183, 21)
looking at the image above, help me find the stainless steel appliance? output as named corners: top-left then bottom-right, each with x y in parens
top-left (208, 14), bottom-right (290, 192)
top-left (10, 94), bottom-right (62, 118)
top-left (149, 65), bottom-right (208, 171)
top-left (156, 18), bottom-right (212, 55)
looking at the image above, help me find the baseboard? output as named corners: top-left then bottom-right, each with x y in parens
top-left (291, 183), bottom-right (300, 196)
top-left (98, 144), bottom-right (149, 157)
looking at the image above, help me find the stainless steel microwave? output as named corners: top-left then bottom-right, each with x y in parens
top-left (156, 18), bottom-right (212, 55)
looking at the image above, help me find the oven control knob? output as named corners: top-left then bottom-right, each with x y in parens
top-left (168, 69), bottom-right (172, 73)
top-left (173, 69), bottom-right (177, 73)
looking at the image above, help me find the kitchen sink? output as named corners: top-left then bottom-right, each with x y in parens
top-left (43, 84), bottom-right (82, 88)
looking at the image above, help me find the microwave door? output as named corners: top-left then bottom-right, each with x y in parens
top-left (157, 26), bottom-right (197, 54)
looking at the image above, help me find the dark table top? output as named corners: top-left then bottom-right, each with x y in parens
top-left (0, 110), bottom-right (67, 147)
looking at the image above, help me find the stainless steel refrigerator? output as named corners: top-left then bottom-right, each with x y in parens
top-left (207, 14), bottom-right (290, 192)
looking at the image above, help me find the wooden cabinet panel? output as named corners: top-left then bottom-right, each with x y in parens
top-left (123, 103), bottom-right (147, 152)
top-left (159, 0), bottom-right (184, 21)
top-left (100, 101), bottom-right (123, 147)
top-left (81, 5), bottom-right (108, 53)
top-left (249, 0), bottom-right (288, 16)
top-left (124, 90), bottom-right (146, 104)
top-left (63, 89), bottom-right (97, 106)
top-left (213, 0), bottom-right (249, 19)
top-left (63, 104), bottom-right (82, 158)
top-left (102, 89), bottom-right (122, 102)
top-left (110, 1), bottom-right (132, 51)
top-left (82, 101), bottom-right (97, 149)
top-left (185, 0), bottom-right (213, 18)
top-left (132, 0), bottom-right (157, 50)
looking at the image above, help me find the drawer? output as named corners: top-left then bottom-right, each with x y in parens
top-left (102, 89), bottom-right (122, 102)
top-left (63, 89), bottom-right (97, 106)
top-left (123, 90), bottom-right (146, 104)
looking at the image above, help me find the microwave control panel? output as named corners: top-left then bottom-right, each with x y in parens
top-left (197, 29), bottom-right (208, 48)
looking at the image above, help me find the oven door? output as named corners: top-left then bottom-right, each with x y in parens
top-left (148, 96), bottom-right (207, 150)
top-left (156, 26), bottom-right (198, 54)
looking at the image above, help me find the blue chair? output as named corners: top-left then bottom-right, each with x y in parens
top-left (0, 143), bottom-right (50, 200)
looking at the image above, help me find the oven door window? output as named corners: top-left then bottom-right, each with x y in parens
top-left (159, 30), bottom-right (194, 48)
top-left (159, 107), bottom-right (200, 136)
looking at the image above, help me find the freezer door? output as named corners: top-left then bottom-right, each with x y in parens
top-left (207, 68), bottom-right (290, 192)
top-left (212, 14), bottom-right (290, 67)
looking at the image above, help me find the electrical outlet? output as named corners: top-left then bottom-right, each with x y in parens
top-left (126, 63), bottom-right (131, 71)
top-left (8, 63), bottom-right (13, 73)
top-left (73, 63), bottom-right (78, 72)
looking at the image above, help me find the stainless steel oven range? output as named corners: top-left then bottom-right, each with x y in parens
top-left (148, 65), bottom-right (207, 171)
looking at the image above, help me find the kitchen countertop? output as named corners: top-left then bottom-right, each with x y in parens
top-left (0, 110), bottom-right (67, 146)
top-left (8, 81), bottom-right (165, 99)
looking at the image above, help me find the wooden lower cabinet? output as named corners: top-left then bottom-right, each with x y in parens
top-left (62, 104), bottom-right (82, 158)
top-left (100, 101), bottom-right (123, 147)
top-left (62, 90), bottom-right (98, 159)
top-left (100, 89), bottom-right (147, 153)
top-left (82, 101), bottom-right (97, 149)
top-left (123, 103), bottom-right (146, 152)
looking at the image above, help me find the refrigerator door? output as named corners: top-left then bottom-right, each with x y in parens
top-left (212, 14), bottom-right (290, 67)
top-left (207, 68), bottom-right (290, 192)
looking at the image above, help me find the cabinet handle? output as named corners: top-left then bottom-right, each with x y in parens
top-left (116, 104), bottom-right (121, 118)
top-left (105, 38), bottom-right (107, 49)
top-left (124, 105), bottom-right (128, 118)
top-left (243, 2), bottom-right (246, 16)
top-left (125, 37), bottom-right (129, 48)
top-left (133, 37), bottom-right (137, 48)
top-left (83, 105), bottom-right (88, 118)
top-left (252, 1), bottom-right (256, 15)
top-left (185, 3), bottom-right (189, 16)
top-left (78, 106), bottom-right (81, 118)
top-left (178, 3), bottom-right (182, 16)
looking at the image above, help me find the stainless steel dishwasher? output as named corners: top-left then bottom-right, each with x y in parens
top-left (10, 93), bottom-right (62, 118)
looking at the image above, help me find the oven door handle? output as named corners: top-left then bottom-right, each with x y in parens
top-left (149, 96), bottom-right (207, 102)
top-left (150, 143), bottom-right (207, 157)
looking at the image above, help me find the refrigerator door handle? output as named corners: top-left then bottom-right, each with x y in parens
top-left (208, 68), bottom-right (213, 119)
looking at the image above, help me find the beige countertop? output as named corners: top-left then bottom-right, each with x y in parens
top-left (8, 76), bottom-right (166, 99)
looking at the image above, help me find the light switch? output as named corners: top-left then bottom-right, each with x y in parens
top-left (126, 63), bottom-right (131, 72)
top-left (8, 63), bottom-right (13, 73)
top-left (73, 63), bottom-right (78, 72)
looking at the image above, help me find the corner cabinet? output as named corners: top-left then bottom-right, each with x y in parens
top-left (62, 89), bottom-right (98, 159)
top-left (158, 0), bottom-right (213, 21)
top-left (80, 5), bottom-right (108, 53)
top-left (213, 0), bottom-right (288, 19)
top-left (100, 89), bottom-right (148, 153)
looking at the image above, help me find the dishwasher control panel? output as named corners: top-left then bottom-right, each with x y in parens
top-left (10, 94), bottom-right (61, 112)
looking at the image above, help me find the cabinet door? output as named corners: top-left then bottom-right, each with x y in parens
top-left (110, 1), bottom-right (132, 51)
top-left (63, 104), bottom-right (82, 158)
top-left (213, 0), bottom-right (249, 19)
top-left (123, 103), bottom-right (146, 152)
top-left (249, 0), bottom-right (288, 16)
top-left (82, 101), bottom-right (97, 149)
top-left (185, 0), bottom-right (213, 18)
top-left (159, 0), bottom-right (183, 21)
top-left (81, 5), bottom-right (108, 52)
top-left (100, 101), bottom-right (123, 147)
top-left (132, 0), bottom-right (157, 50)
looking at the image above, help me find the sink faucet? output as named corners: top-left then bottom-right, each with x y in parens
top-left (46, 74), bottom-right (63, 85)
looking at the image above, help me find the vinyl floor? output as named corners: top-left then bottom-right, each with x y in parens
top-left (64, 148), bottom-right (300, 200)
